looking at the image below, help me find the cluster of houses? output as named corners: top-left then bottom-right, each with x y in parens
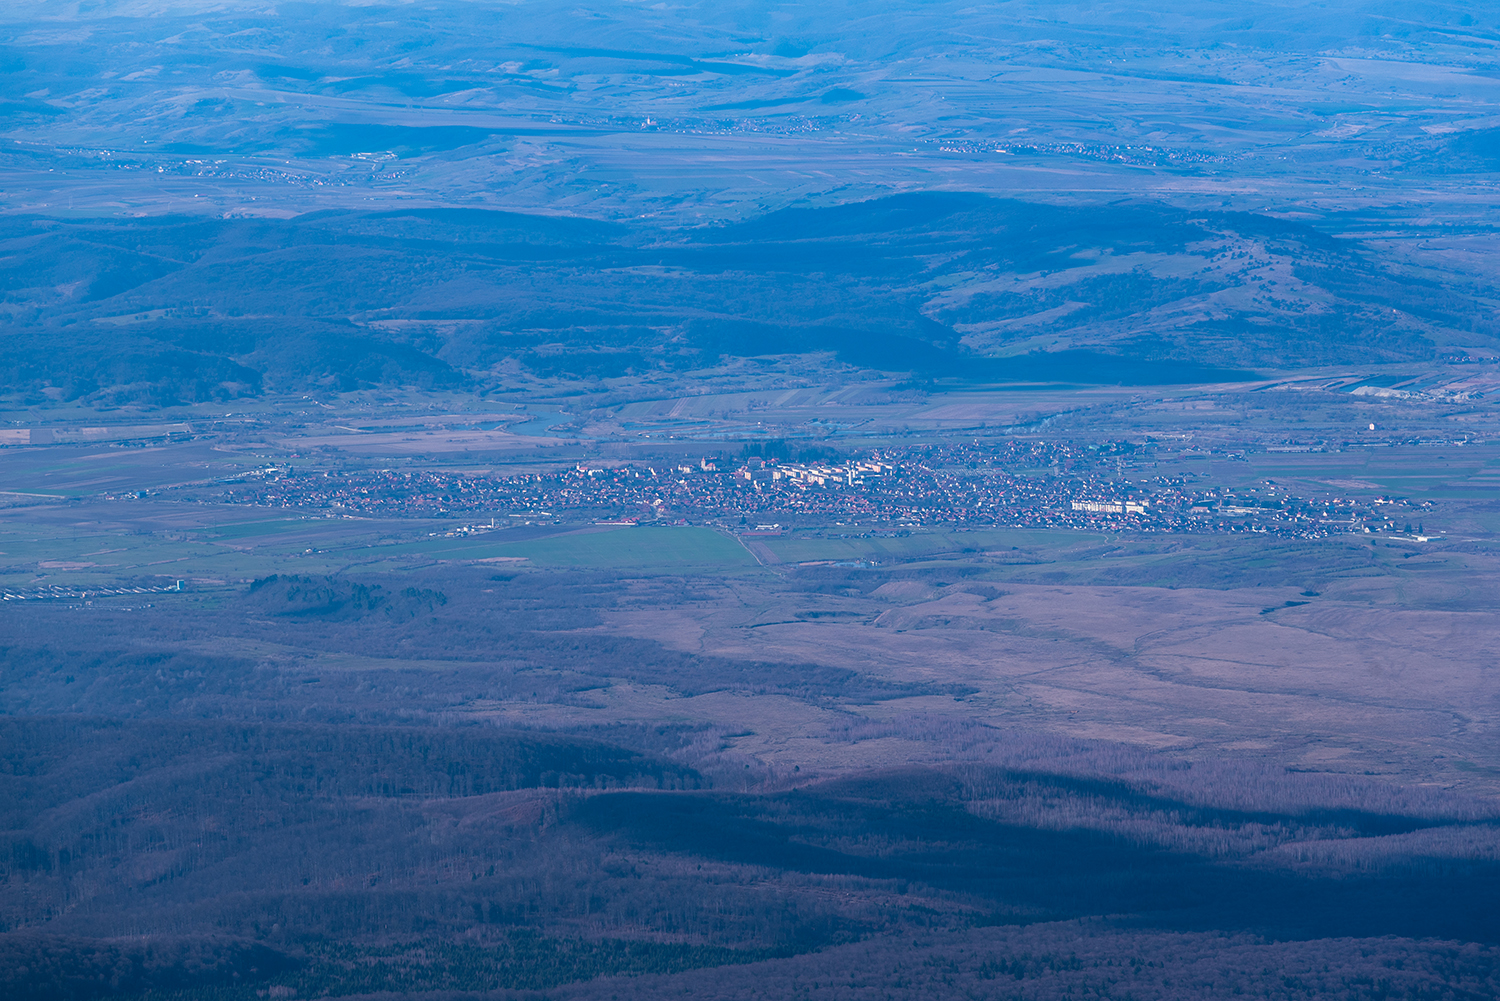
top-left (730, 459), bottom-right (896, 488)
top-left (1071, 499), bottom-right (1150, 515)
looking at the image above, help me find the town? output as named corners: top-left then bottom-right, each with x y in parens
top-left (173, 439), bottom-right (1426, 539)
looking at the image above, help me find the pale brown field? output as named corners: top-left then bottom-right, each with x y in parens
top-left (585, 571), bottom-right (1500, 789)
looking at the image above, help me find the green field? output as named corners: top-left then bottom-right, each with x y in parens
top-left (0, 495), bottom-right (1486, 602)
top-left (1237, 446), bottom-right (1500, 499)
top-left (759, 529), bottom-right (1107, 564)
top-left (0, 516), bottom-right (764, 590)
top-left (375, 526), bottom-right (758, 570)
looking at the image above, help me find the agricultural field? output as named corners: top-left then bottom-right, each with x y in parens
top-left (374, 524), bottom-right (758, 570)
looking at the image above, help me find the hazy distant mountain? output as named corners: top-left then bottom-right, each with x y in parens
top-left (4, 193), bottom-right (1491, 404)
top-left (3, 1), bottom-right (1500, 222)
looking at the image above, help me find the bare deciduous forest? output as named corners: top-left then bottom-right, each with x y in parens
top-left (4, 562), bottom-right (1500, 998)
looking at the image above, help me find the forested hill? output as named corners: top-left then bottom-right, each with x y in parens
top-left (3, 194), bottom-right (1484, 405)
